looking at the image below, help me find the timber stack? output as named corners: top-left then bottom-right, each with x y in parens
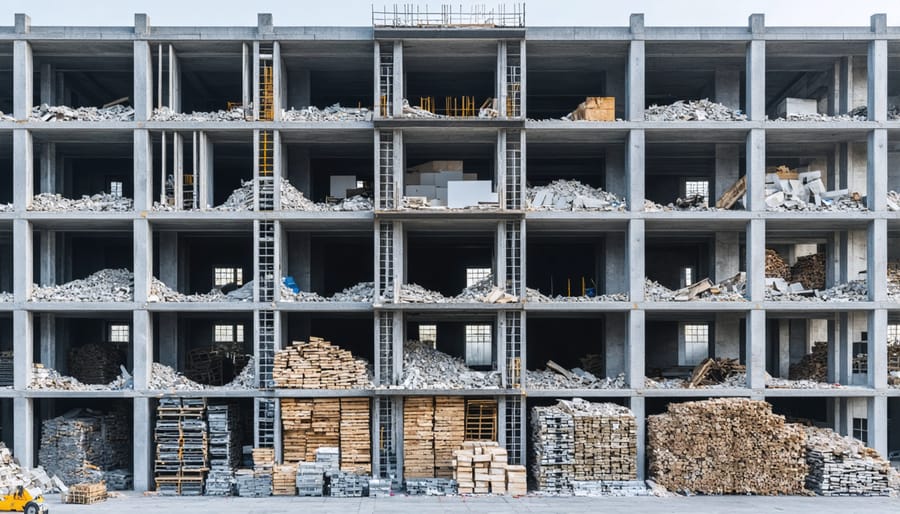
top-left (273, 337), bottom-right (370, 389)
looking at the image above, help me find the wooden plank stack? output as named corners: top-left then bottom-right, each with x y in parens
top-left (687, 357), bottom-right (746, 387)
top-left (452, 441), bottom-right (508, 494)
top-left (280, 398), bottom-right (370, 471)
top-left (789, 341), bottom-right (828, 381)
top-left (273, 337), bottom-right (369, 389)
top-left (464, 399), bottom-right (497, 441)
top-left (339, 398), bottom-right (371, 474)
top-left (434, 397), bottom-right (466, 478)
top-left (791, 253), bottom-right (826, 290)
top-left (648, 398), bottom-right (807, 495)
top-left (560, 399), bottom-right (637, 481)
top-left (505, 465), bottom-right (527, 495)
top-left (272, 464), bottom-right (297, 495)
top-left (805, 426), bottom-right (895, 496)
top-left (64, 482), bottom-right (107, 504)
top-left (403, 397), bottom-right (435, 478)
top-left (531, 403), bottom-right (575, 493)
top-left (765, 249), bottom-right (792, 281)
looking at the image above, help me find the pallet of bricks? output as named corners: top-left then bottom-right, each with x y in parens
top-left (64, 482), bottom-right (107, 504)
top-left (154, 397), bottom-right (208, 495)
top-left (205, 404), bottom-right (240, 495)
top-left (805, 426), bottom-right (896, 496)
top-left (280, 397), bottom-right (371, 473)
top-left (235, 448), bottom-right (275, 497)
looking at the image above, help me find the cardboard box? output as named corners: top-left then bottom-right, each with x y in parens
top-left (777, 98), bottom-right (818, 117)
top-left (571, 96), bottom-right (615, 121)
top-left (409, 160), bottom-right (464, 173)
top-left (329, 175), bottom-right (357, 199)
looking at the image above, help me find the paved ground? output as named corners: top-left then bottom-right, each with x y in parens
top-left (42, 492), bottom-right (900, 513)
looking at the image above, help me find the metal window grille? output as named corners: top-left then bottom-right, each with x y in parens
top-left (418, 325), bottom-right (437, 347)
top-left (505, 135), bottom-right (521, 210)
top-left (378, 132), bottom-right (395, 209)
top-left (379, 44), bottom-right (393, 117)
top-left (684, 180), bottom-right (709, 203)
top-left (465, 324), bottom-right (492, 367)
top-left (109, 323), bottom-right (130, 343)
top-left (505, 221), bottom-right (522, 296)
top-left (681, 323), bottom-right (709, 366)
top-left (255, 398), bottom-right (276, 449)
top-left (378, 222), bottom-right (394, 300)
top-left (852, 417), bottom-right (868, 443)
top-left (110, 181), bottom-right (123, 197)
top-left (466, 267), bottom-right (492, 287)
top-left (505, 311), bottom-right (522, 388)
top-left (257, 220), bottom-right (275, 302)
top-left (378, 312), bottom-right (394, 386)
top-left (214, 267), bottom-right (243, 287)
top-left (377, 397), bottom-right (397, 479)
top-left (505, 396), bottom-right (523, 465)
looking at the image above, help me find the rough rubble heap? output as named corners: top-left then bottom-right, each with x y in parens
top-left (0, 203), bottom-right (13, 212)
top-left (644, 277), bottom-right (746, 302)
top-left (526, 288), bottom-right (628, 302)
top-left (527, 367), bottom-right (626, 389)
top-left (773, 106), bottom-right (868, 122)
top-left (889, 191), bottom-right (900, 211)
top-left (393, 276), bottom-right (517, 304)
top-left (30, 192), bottom-right (133, 212)
top-left (280, 281), bottom-right (374, 303)
top-left (149, 359), bottom-right (255, 390)
top-left (394, 340), bottom-right (501, 389)
top-left (765, 169), bottom-right (866, 212)
top-left (648, 398), bottom-right (808, 495)
top-left (32, 269), bottom-right (134, 302)
top-left (282, 104), bottom-right (373, 122)
top-left (766, 279), bottom-right (868, 302)
top-left (643, 198), bottom-right (719, 212)
top-left (149, 277), bottom-right (253, 302)
top-left (805, 426), bottom-right (898, 496)
top-left (31, 104), bottom-right (134, 122)
top-left (30, 364), bottom-right (131, 391)
top-left (203, 178), bottom-right (371, 212)
top-left (526, 180), bottom-right (627, 211)
top-left (0, 111), bottom-right (13, 121)
top-left (644, 99), bottom-right (747, 121)
top-left (0, 292), bottom-right (12, 302)
top-left (150, 106), bottom-right (247, 121)
top-left (0, 444), bottom-right (57, 495)
top-left (39, 409), bottom-right (130, 486)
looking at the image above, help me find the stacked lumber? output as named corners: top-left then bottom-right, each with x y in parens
top-left (252, 448), bottom-right (274, 473)
top-left (648, 398), bottom-right (807, 494)
top-left (765, 249), bottom-right (792, 281)
top-left (64, 482), bottom-right (107, 504)
top-left (452, 441), bottom-right (508, 494)
top-left (280, 398), bottom-right (369, 470)
top-left (272, 464), bottom-right (297, 495)
top-left (531, 404), bottom-right (574, 493)
top-left (687, 357), bottom-right (746, 387)
top-left (791, 253), bottom-right (826, 290)
top-left (505, 465), bottom-right (527, 495)
top-left (281, 399), bottom-right (314, 462)
top-left (434, 397), bottom-right (466, 478)
top-left (68, 343), bottom-right (125, 384)
top-left (154, 397), bottom-right (208, 495)
top-left (273, 337), bottom-right (369, 389)
top-left (339, 399), bottom-right (371, 474)
top-left (789, 341), bottom-right (828, 381)
top-left (805, 427), bottom-right (895, 496)
top-left (561, 399), bottom-right (637, 481)
top-left (403, 397), bottom-right (435, 478)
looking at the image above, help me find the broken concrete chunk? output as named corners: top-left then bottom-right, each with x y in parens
top-left (30, 192), bottom-right (133, 212)
top-left (644, 99), bottom-right (746, 122)
top-left (31, 268), bottom-right (134, 302)
top-left (527, 180), bottom-right (626, 212)
top-left (31, 103), bottom-right (134, 122)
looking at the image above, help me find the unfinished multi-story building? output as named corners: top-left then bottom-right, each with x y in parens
top-left (1, 7), bottom-right (900, 492)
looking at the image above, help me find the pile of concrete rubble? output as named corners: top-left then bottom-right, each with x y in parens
top-left (765, 170), bottom-right (866, 211)
top-left (0, 203), bottom-right (13, 211)
top-left (30, 104), bottom-right (135, 122)
top-left (392, 340), bottom-right (501, 389)
top-left (805, 426), bottom-right (900, 496)
top-left (150, 106), bottom-right (247, 121)
top-left (644, 275), bottom-right (746, 302)
top-left (765, 279), bottom-right (868, 302)
top-left (0, 444), bottom-right (58, 494)
top-left (0, 292), bottom-right (12, 302)
top-left (644, 197), bottom-right (717, 212)
top-left (391, 276), bottom-right (517, 304)
top-left (0, 111), bottom-right (13, 121)
top-left (644, 99), bottom-right (746, 122)
top-left (201, 178), bottom-right (372, 212)
top-left (30, 192), bottom-right (133, 211)
top-left (30, 364), bottom-right (131, 391)
top-left (645, 374), bottom-right (747, 389)
top-left (526, 180), bottom-right (627, 211)
top-left (280, 281), bottom-right (374, 303)
top-left (401, 99), bottom-right (443, 118)
top-left (527, 364), bottom-right (626, 389)
top-left (282, 104), bottom-right (373, 122)
top-left (526, 288), bottom-right (628, 302)
top-left (149, 277), bottom-right (253, 302)
top-left (773, 106), bottom-right (868, 122)
top-left (400, 197), bottom-right (499, 210)
top-left (766, 377), bottom-right (843, 389)
top-left (887, 191), bottom-right (900, 211)
top-left (148, 359), bottom-right (255, 390)
top-left (31, 268), bottom-right (133, 302)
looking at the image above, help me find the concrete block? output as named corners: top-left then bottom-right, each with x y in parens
top-left (420, 173), bottom-right (437, 186)
top-left (409, 160), bottom-right (463, 172)
top-left (463, 173), bottom-right (478, 181)
top-left (329, 175), bottom-right (356, 199)
top-left (765, 191), bottom-right (785, 208)
top-left (777, 98), bottom-right (818, 117)
top-left (405, 172), bottom-right (420, 185)
top-left (448, 180), bottom-right (493, 208)
top-left (406, 185), bottom-right (435, 198)
top-left (435, 186), bottom-right (448, 203)
top-left (434, 171), bottom-right (463, 188)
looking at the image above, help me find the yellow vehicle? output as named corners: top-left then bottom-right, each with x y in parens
top-left (0, 486), bottom-right (48, 514)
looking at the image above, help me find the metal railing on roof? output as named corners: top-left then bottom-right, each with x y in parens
top-left (373, 3), bottom-right (525, 28)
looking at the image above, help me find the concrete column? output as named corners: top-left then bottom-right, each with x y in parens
top-left (746, 220), bottom-right (765, 302)
top-left (133, 309), bottom-right (153, 391)
top-left (392, 221), bottom-right (404, 303)
top-left (272, 41), bottom-right (282, 121)
top-left (627, 130), bottom-right (644, 211)
top-left (868, 129), bottom-right (887, 211)
top-left (519, 40), bottom-right (527, 119)
top-left (745, 129), bottom-right (765, 211)
top-left (605, 233), bottom-right (626, 295)
top-left (868, 219), bottom-right (887, 301)
top-left (628, 219), bottom-right (644, 302)
top-left (242, 43), bottom-right (251, 110)
top-left (392, 42), bottom-right (403, 118)
top-left (13, 219), bottom-right (32, 304)
top-left (606, 66), bottom-right (626, 120)
top-left (169, 45), bottom-right (181, 112)
top-left (252, 41), bottom-right (260, 121)
top-left (13, 37), bottom-right (32, 120)
top-left (158, 232), bottom-right (178, 368)
top-left (497, 41), bottom-right (507, 117)
top-left (626, 310), bottom-right (645, 388)
top-left (38, 229), bottom-right (56, 369)
top-left (39, 142), bottom-right (56, 194)
top-left (605, 315), bottom-right (626, 377)
top-left (746, 15), bottom-right (765, 121)
top-left (778, 319), bottom-right (791, 377)
top-left (838, 312), bottom-right (852, 384)
top-left (13, 307), bottom-right (32, 390)
top-left (714, 69), bottom-right (741, 111)
top-left (867, 396), bottom-right (887, 456)
top-left (133, 397), bottom-right (153, 491)
top-left (133, 40), bottom-right (153, 122)
top-left (626, 15), bottom-right (644, 122)
top-left (13, 397), bottom-right (33, 468)
top-left (495, 222), bottom-right (506, 290)
top-left (630, 396), bottom-right (646, 480)
top-left (714, 144), bottom-right (740, 202)
top-left (838, 57), bottom-right (853, 115)
top-left (868, 15), bottom-right (887, 122)
top-left (133, 220), bottom-right (152, 305)
top-left (605, 144), bottom-right (626, 200)
top-left (198, 132), bottom-right (213, 209)
top-left (13, 130), bottom-right (33, 212)
top-left (714, 232), bottom-right (739, 282)
top-left (392, 311), bottom-right (404, 385)
top-left (746, 309), bottom-right (766, 389)
top-left (133, 129), bottom-right (152, 212)
top-left (392, 129), bottom-right (404, 208)
top-left (868, 309), bottom-right (887, 388)
top-left (39, 63), bottom-right (55, 106)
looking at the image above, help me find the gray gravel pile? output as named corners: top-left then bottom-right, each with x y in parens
top-left (282, 104), bottom-right (373, 122)
top-left (644, 99), bottom-right (746, 121)
top-left (527, 369), bottom-right (626, 389)
top-left (526, 288), bottom-right (628, 302)
top-left (31, 104), bottom-right (134, 122)
top-left (773, 106), bottom-right (868, 122)
top-left (149, 277), bottom-right (253, 302)
top-left (30, 364), bottom-right (132, 391)
top-left (280, 281), bottom-right (374, 303)
top-left (30, 192), bottom-right (133, 211)
top-left (32, 268), bottom-right (133, 302)
top-left (527, 180), bottom-right (627, 211)
top-left (391, 340), bottom-right (501, 389)
top-left (148, 359), bottom-right (255, 390)
top-left (766, 280), bottom-right (868, 302)
top-left (150, 106), bottom-right (247, 121)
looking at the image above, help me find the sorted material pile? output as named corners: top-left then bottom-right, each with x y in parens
top-left (39, 408), bottom-right (131, 486)
top-left (327, 470), bottom-right (369, 497)
top-left (789, 341), bottom-right (829, 382)
top-left (280, 281), bottom-right (374, 303)
top-left (31, 103), bottom-right (134, 122)
top-left (685, 357), bottom-right (746, 388)
top-left (526, 180), bottom-right (627, 211)
top-left (273, 338), bottom-right (370, 389)
top-left (402, 396), bottom-right (467, 480)
top-left (397, 340), bottom-right (501, 389)
top-left (644, 275), bottom-right (746, 302)
top-left (0, 292), bottom-right (11, 302)
top-left (149, 278), bottom-right (251, 302)
top-left (280, 398), bottom-right (371, 473)
top-left (235, 469), bottom-right (272, 497)
top-left (648, 398), bottom-right (807, 495)
top-left (30, 364), bottom-right (131, 391)
top-left (64, 482), bottom-right (107, 504)
top-left (295, 462), bottom-right (325, 497)
top-left (644, 99), bottom-right (746, 121)
top-left (453, 442), bottom-right (509, 495)
top-left (205, 404), bottom-right (240, 496)
top-left (272, 464), bottom-right (296, 496)
top-left (393, 275), bottom-right (517, 304)
top-left (766, 279), bottom-right (868, 302)
top-left (526, 288), bottom-right (628, 302)
top-left (205, 178), bottom-right (372, 212)
top-left (68, 343), bottom-right (126, 385)
top-left (150, 106), bottom-right (246, 121)
top-left (0, 443), bottom-right (57, 494)
top-left (644, 197), bottom-right (716, 212)
top-left (791, 253), bottom-right (826, 290)
top-left (282, 104), bottom-right (373, 122)
top-left (30, 192), bottom-right (133, 211)
top-left (148, 360), bottom-right (255, 390)
top-left (31, 268), bottom-right (133, 302)
top-left (405, 478), bottom-right (458, 495)
top-left (155, 397), bottom-right (208, 495)
top-left (774, 106), bottom-right (867, 122)
top-left (531, 404), bottom-right (574, 493)
top-left (526, 360), bottom-right (626, 389)
top-left (765, 170), bottom-right (865, 211)
top-left (805, 426), bottom-right (896, 496)
top-left (766, 249), bottom-right (792, 281)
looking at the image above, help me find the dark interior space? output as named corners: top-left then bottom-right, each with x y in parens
top-left (283, 140), bottom-right (374, 203)
top-left (0, 136), bottom-right (10, 205)
top-left (407, 315), bottom-right (497, 370)
top-left (284, 313), bottom-right (374, 363)
top-left (406, 231), bottom-right (494, 296)
top-left (32, 314), bottom-right (132, 379)
top-left (890, 41), bottom-right (900, 101)
top-left (645, 316), bottom-right (749, 375)
top-left (405, 142), bottom-right (496, 183)
top-left (768, 397), bottom-right (830, 425)
top-left (645, 143), bottom-right (746, 207)
top-left (0, 399), bottom-right (11, 453)
top-left (526, 41), bottom-right (627, 120)
top-left (282, 41), bottom-right (374, 109)
top-left (889, 399), bottom-right (900, 457)
top-left (403, 40), bottom-right (497, 115)
top-left (160, 43), bottom-right (242, 113)
top-left (284, 232), bottom-right (372, 296)
top-left (32, 231), bottom-right (132, 285)
top-left (527, 233), bottom-right (626, 296)
top-left (0, 45), bottom-right (11, 113)
top-left (645, 42), bottom-right (746, 110)
top-left (0, 232), bottom-right (11, 294)
top-left (0, 315), bottom-right (10, 354)
top-left (152, 312), bottom-right (253, 384)
top-left (152, 232), bottom-right (252, 294)
top-left (525, 142), bottom-right (613, 193)
top-left (526, 315), bottom-right (606, 371)
top-left (32, 42), bottom-right (133, 108)
top-left (766, 41), bottom-right (869, 118)
top-left (32, 140), bottom-right (133, 198)
top-left (646, 236), bottom-right (712, 290)
top-left (764, 315), bottom-right (821, 380)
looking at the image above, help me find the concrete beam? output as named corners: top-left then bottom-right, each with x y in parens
top-left (745, 129), bottom-right (764, 211)
top-left (627, 130), bottom-right (644, 211)
top-left (867, 129), bottom-right (886, 211)
top-left (13, 39), bottom-right (32, 119)
top-left (747, 309), bottom-right (765, 389)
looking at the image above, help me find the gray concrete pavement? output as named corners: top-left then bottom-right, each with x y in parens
top-left (42, 492), bottom-right (900, 513)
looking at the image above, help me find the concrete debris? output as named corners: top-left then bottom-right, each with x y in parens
top-left (31, 268), bottom-right (133, 302)
top-left (150, 106), bottom-right (247, 122)
top-left (890, 370), bottom-right (900, 387)
top-left (805, 426), bottom-right (898, 496)
top-left (765, 170), bottom-right (866, 211)
top-left (644, 276), bottom-right (746, 302)
top-left (0, 443), bottom-right (57, 495)
top-left (280, 281), bottom-right (374, 303)
top-left (39, 408), bottom-right (130, 486)
top-left (571, 481), bottom-right (651, 497)
top-left (527, 367), bottom-right (626, 389)
top-left (887, 191), bottom-right (900, 211)
top-left (206, 178), bottom-right (371, 212)
top-left (766, 377), bottom-right (843, 389)
top-left (31, 103), bottom-right (134, 122)
top-left (0, 292), bottom-right (12, 302)
top-left (405, 478), bottom-right (458, 496)
top-left (149, 277), bottom-right (253, 302)
top-left (772, 106), bottom-right (869, 122)
top-left (766, 279), bottom-right (868, 302)
top-left (30, 192), bottom-right (133, 212)
top-left (149, 359), bottom-right (255, 390)
top-left (393, 276), bottom-right (517, 304)
top-left (282, 104), bottom-right (373, 122)
top-left (526, 287), bottom-right (627, 302)
top-left (394, 340), bottom-right (501, 390)
top-left (30, 364), bottom-right (131, 391)
top-left (400, 197), bottom-right (499, 211)
top-left (0, 203), bottom-right (13, 212)
top-left (527, 180), bottom-right (627, 211)
top-left (645, 373), bottom-right (747, 389)
top-left (644, 99), bottom-right (747, 122)
top-left (644, 198), bottom-right (720, 212)
top-left (0, 111), bottom-right (13, 121)
top-left (401, 99), bottom-right (442, 118)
